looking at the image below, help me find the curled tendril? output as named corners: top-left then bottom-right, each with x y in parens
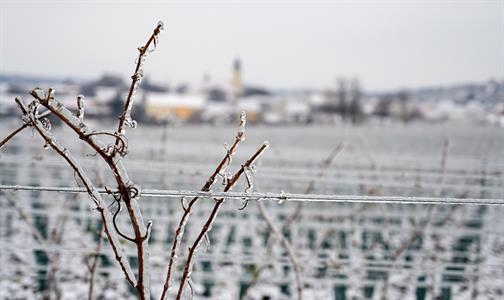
top-left (87, 131), bottom-right (128, 157)
top-left (127, 184), bottom-right (140, 199)
top-left (104, 186), bottom-right (121, 202)
top-left (142, 221), bottom-right (153, 241)
top-left (238, 166), bottom-right (255, 210)
top-left (27, 100), bottom-right (40, 117)
top-left (40, 118), bottom-right (52, 131)
top-left (217, 172), bottom-right (229, 186)
top-left (244, 166), bottom-right (255, 193)
top-left (112, 196), bottom-right (136, 243)
top-left (238, 200), bottom-right (249, 211)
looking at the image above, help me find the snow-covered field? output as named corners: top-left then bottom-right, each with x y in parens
top-left (1, 120), bottom-right (503, 299)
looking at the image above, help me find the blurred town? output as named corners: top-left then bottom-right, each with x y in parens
top-left (1, 58), bottom-right (503, 126)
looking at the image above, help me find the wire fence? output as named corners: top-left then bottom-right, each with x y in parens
top-left (1, 184), bottom-right (503, 206)
top-left (1, 124), bottom-right (503, 299)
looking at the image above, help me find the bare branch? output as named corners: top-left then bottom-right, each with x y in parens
top-left (29, 85), bottom-right (151, 298)
top-left (0, 123), bottom-right (28, 150)
top-left (22, 104), bottom-right (138, 288)
top-left (175, 141), bottom-right (269, 300)
top-left (0, 96), bottom-right (54, 150)
top-left (160, 111), bottom-right (247, 300)
top-left (116, 21), bottom-right (164, 139)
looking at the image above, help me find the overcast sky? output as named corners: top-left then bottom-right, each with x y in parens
top-left (0, 1), bottom-right (503, 91)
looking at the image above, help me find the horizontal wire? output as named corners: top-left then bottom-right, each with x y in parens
top-left (1, 184), bottom-right (503, 205)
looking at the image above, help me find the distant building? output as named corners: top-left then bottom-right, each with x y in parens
top-left (144, 92), bottom-right (206, 122)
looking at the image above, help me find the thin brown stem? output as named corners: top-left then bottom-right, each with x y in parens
top-left (26, 110), bottom-right (138, 288)
top-left (0, 123), bottom-right (28, 150)
top-left (30, 85), bottom-right (150, 299)
top-left (175, 142), bottom-right (269, 300)
top-left (116, 21), bottom-right (164, 141)
top-left (160, 112), bottom-right (246, 300)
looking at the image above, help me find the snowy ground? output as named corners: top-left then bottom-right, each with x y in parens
top-left (1, 120), bottom-right (503, 299)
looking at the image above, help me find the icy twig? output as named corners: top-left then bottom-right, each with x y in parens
top-left (26, 25), bottom-right (161, 296)
top-left (159, 112), bottom-right (247, 299)
top-left (175, 142), bottom-right (269, 300)
top-left (0, 97), bottom-right (53, 150)
top-left (7, 94), bottom-right (139, 289)
top-left (116, 21), bottom-right (164, 141)
top-left (25, 106), bottom-right (138, 288)
top-left (0, 123), bottom-right (29, 150)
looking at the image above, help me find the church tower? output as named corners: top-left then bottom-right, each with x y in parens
top-left (230, 57), bottom-right (243, 117)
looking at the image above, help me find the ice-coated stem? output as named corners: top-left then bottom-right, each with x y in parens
top-left (175, 142), bottom-right (269, 300)
top-left (116, 21), bottom-right (164, 141)
top-left (160, 112), bottom-right (246, 300)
